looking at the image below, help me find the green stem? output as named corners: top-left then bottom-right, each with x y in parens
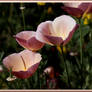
top-left (57, 46), bottom-right (71, 88)
top-left (79, 20), bottom-right (83, 67)
top-left (91, 30), bottom-right (92, 41)
top-left (79, 19), bottom-right (83, 88)
top-left (9, 68), bottom-right (13, 78)
top-left (20, 3), bottom-right (26, 30)
top-left (24, 79), bottom-right (30, 88)
top-left (9, 3), bottom-right (13, 22)
top-left (8, 3), bottom-right (14, 35)
top-left (74, 56), bottom-right (81, 72)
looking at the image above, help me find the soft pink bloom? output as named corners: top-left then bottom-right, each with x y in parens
top-left (62, 3), bottom-right (92, 18)
top-left (44, 66), bottom-right (54, 78)
top-left (44, 66), bottom-right (59, 88)
top-left (3, 50), bottom-right (42, 79)
top-left (14, 31), bottom-right (44, 51)
top-left (36, 15), bottom-right (79, 46)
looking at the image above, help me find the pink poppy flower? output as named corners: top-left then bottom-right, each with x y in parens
top-left (36, 15), bottom-right (79, 46)
top-left (3, 50), bottom-right (42, 79)
top-left (14, 31), bottom-right (44, 51)
top-left (62, 3), bottom-right (92, 18)
top-left (44, 66), bottom-right (54, 78)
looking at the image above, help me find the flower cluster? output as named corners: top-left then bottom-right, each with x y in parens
top-left (3, 14), bottom-right (78, 79)
top-left (4, 1), bottom-right (90, 80)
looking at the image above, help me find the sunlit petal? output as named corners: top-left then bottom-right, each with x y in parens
top-left (3, 50), bottom-right (42, 79)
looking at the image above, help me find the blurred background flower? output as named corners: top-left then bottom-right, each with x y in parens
top-left (62, 3), bottom-right (92, 18)
top-left (37, 2), bottom-right (46, 6)
top-left (83, 13), bottom-right (92, 25)
top-left (0, 65), bottom-right (3, 72)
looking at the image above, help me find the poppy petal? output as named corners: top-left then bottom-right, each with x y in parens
top-left (79, 3), bottom-right (92, 13)
top-left (27, 37), bottom-right (44, 51)
top-left (63, 24), bottom-right (79, 45)
top-left (12, 62), bottom-right (40, 79)
top-left (64, 3), bottom-right (81, 8)
top-left (61, 6), bottom-right (83, 18)
top-left (15, 31), bottom-right (44, 51)
top-left (3, 53), bottom-right (26, 71)
top-left (44, 35), bottom-right (63, 46)
top-left (52, 15), bottom-right (77, 40)
top-left (36, 21), bottom-right (54, 45)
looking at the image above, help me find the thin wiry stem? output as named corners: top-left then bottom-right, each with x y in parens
top-left (79, 19), bottom-right (83, 88)
top-left (20, 3), bottom-right (26, 30)
top-left (56, 45), bottom-right (71, 88)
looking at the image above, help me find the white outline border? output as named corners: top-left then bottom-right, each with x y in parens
top-left (0, 1), bottom-right (92, 91)
top-left (0, 1), bottom-right (91, 3)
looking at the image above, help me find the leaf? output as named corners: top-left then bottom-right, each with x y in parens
top-left (0, 52), bottom-right (4, 62)
top-left (85, 41), bottom-right (92, 56)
